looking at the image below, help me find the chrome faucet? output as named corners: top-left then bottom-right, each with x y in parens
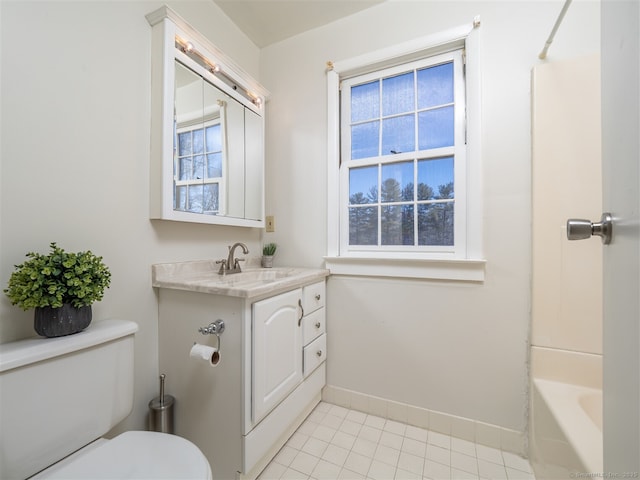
top-left (217, 242), bottom-right (249, 275)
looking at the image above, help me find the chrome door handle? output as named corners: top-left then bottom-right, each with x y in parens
top-left (567, 212), bottom-right (613, 245)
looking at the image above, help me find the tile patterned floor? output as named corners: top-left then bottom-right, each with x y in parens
top-left (257, 402), bottom-right (535, 480)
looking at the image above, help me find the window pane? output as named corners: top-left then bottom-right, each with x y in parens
top-left (418, 106), bottom-right (454, 149)
top-left (417, 62), bottom-right (454, 109)
top-left (178, 157), bottom-right (191, 181)
top-left (351, 81), bottom-right (379, 122)
top-left (207, 153), bottom-right (222, 178)
top-left (382, 72), bottom-right (414, 116)
top-left (417, 157), bottom-right (454, 200)
top-left (382, 114), bottom-right (414, 155)
top-left (381, 161), bottom-right (413, 202)
top-left (349, 206), bottom-right (378, 245)
top-left (175, 186), bottom-right (187, 210)
top-left (206, 124), bottom-right (221, 152)
top-left (381, 205), bottom-right (414, 245)
top-left (203, 184), bottom-right (219, 214)
top-left (351, 121), bottom-right (380, 159)
top-left (193, 155), bottom-right (205, 180)
top-left (178, 132), bottom-right (191, 156)
top-left (193, 129), bottom-right (204, 154)
top-left (349, 166), bottom-right (378, 204)
top-left (418, 202), bottom-right (454, 246)
top-left (188, 185), bottom-right (204, 213)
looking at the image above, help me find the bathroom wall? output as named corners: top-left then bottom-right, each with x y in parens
top-left (531, 53), bottom-right (603, 374)
top-left (0, 0), bottom-right (262, 432)
top-left (260, 0), bottom-right (600, 446)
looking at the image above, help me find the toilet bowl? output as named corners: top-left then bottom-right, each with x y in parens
top-left (0, 319), bottom-right (212, 480)
top-left (32, 431), bottom-right (212, 479)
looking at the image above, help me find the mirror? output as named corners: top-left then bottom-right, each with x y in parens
top-left (175, 61), bottom-right (242, 217)
top-left (147, 6), bottom-right (267, 227)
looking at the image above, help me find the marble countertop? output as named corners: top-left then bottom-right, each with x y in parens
top-left (152, 260), bottom-right (330, 298)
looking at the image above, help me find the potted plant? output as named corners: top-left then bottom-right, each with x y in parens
top-left (261, 243), bottom-right (277, 268)
top-left (4, 242), bottom-right (111, 337)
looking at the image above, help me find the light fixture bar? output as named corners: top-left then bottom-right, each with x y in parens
top-left (174, 36), bottom-right (263, 108)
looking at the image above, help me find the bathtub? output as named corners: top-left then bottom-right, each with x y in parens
top-left (529, 347), bottom-right (603, 479)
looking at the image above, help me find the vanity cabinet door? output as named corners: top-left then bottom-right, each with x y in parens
top-left (252, 288), bottom-right (303, 424)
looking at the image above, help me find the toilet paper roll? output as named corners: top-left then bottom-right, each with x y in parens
top-left (190, 343), bottom-right (221, 366)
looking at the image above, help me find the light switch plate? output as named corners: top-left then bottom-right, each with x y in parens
top-left (265, 216), bottom-right (275, 232)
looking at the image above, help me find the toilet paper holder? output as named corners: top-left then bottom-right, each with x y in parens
top-left (198, 319), bottom-right (225, 352)
top-left (198, 319), bottom-right (225, 336)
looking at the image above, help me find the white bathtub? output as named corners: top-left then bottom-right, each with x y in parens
top-left (530, 375), bottom-right (603, 478)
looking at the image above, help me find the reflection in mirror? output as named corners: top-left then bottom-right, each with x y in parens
top-left (174, 61), bottom-right (227, 215)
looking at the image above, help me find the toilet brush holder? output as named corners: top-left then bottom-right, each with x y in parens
top-left (148, 374), bottom-right (175, 434)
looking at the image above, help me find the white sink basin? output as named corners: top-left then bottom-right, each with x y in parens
top-left (152, 261), bottom-right (329, 298)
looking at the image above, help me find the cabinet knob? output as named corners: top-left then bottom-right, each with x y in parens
top-left (315, 294), bottom-right (321, 301)
top-left (315, 322), bottom-right (321, 329)
top-left (316, 350), bottom-right (323, 357)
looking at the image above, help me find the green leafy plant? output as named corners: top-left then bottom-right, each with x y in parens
top-left (4, 242), bottom-right (111, 310)
top-left (262, 243), bottom-right (277, 256)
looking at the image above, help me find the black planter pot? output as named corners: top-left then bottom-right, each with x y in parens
top-left (34, 304), bottom-right (92, 338)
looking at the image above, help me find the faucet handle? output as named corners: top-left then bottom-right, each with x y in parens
top-left (216, 259), bottom-right (227, 275)
top-left (234, 257), bottom-right (245, 272)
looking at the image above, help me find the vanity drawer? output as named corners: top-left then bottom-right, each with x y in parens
top-left (302, 281), bottom-right (325, 314)
top-left (303, 333), bottom-right (326, 377)
top-left (302, 308), bottom-right (325, 346)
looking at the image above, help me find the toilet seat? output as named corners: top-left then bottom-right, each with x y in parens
top-left (34, 431), bottom-right (212, 479)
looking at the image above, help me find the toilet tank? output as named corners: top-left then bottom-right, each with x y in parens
top-left (0, 319), bottom-right (138, 480)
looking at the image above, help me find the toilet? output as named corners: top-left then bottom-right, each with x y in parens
top-left (0, 319), bottom-right (212, 480)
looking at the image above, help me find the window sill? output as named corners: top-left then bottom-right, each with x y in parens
top-left (323, 256), bottom-right (486, 282)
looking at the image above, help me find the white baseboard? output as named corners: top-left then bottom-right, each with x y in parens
top-left (322, 384), bottom-right (527, 457)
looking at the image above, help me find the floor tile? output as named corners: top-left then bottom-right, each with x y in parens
top-left (477, 459), bottom-right (508, 479)
top-left (502, 452), bottom-right (533, 473)
top-left (322, 444), bottom-right (350, 466)
top-left (302, 437), bottom-right (329, 457)
top-left (380, 431), bottom-right (404, 450)
top-left (397, 451), bottom-right (424, 476)
top-left (401, 437), bottom-right (427, 457)
top-left (428, 444), bottom-right (452, 465)
top-left (375, 444), bottom-right (401, 467)
top-left (359, 425), bottom-right (384, 443)
top-left (450, 451), bottom-right (478, 475)
top-left (290, 451), bottom-right (320, 476)
top-left (365, 415), bottom-right (387, 430)
top-left (344, 451), bottom-right (373, 476)
top-left (368, 459), bottom-right (397, 480)
top-left (451, 438), bottom-right (476, 457)
top-left (312, 459), bottom-right (343, 480)
top-left (424, 459), bottom-right (451, 480)
top-left (259, 402), bottom-right (535, 480)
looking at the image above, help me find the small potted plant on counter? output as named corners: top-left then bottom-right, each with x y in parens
top-left (261, 243), bottom-right (277, 268)
top-left (4, 242), bottom-right (112, 337)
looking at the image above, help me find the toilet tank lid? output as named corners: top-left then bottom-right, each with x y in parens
top-left (0, 319), bottom-right (138, 373)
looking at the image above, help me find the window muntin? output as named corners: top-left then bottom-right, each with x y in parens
top-left (340, 50), bottom-right (465, 255)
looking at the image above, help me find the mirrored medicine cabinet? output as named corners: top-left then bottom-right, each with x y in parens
top-left (146, 6), bottom-right (269, 227)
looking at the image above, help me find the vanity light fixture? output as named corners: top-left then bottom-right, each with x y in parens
top-left (174, 35), bottom-right (263, 109)
top-left (247, 92), bottom-right (262, 108)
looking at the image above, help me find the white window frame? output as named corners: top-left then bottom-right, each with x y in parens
top-left (325, 20), bottom-right (485, 281)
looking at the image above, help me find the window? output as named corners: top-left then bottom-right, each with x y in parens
top-left (326, 21), bottom-right (484, 281)
top-left (175, 120), bottom-right (225, 215)
top-left (342, 52), bottom-right (463, 252)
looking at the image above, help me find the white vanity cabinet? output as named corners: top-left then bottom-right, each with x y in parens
top-left (154, 266), bottom-right (328, 480)
top-left (252, 288), bottom-right (303, 424)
